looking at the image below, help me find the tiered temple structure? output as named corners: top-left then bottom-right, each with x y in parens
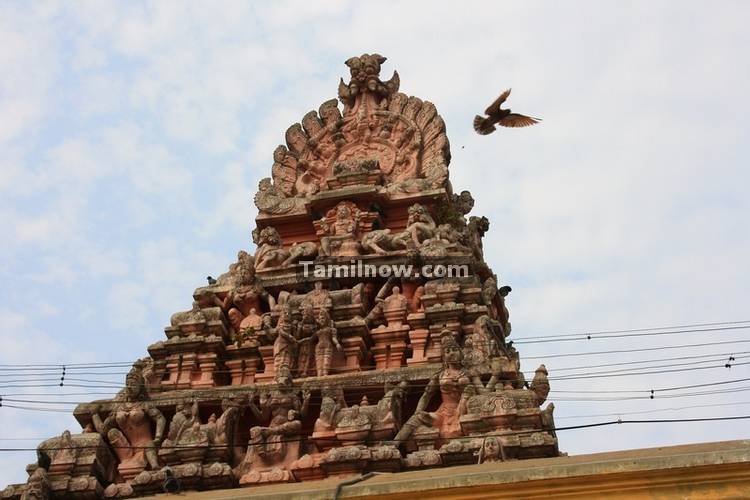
top-left (2, 54), bottom-right (559, 499)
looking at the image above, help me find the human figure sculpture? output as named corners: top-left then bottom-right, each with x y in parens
top-left (295, 301), bottom-right (318, 377)
top-left (270, 305), bottom-right (298, 375)
top-left (364, 278), bottom-right (397, 327)
top-left (391, 332), bottom-right (473, 444)
top-left (307, 281), bottom-right (333, 310)
top-left (254, 227), bottom-right (290, 270)
top-left (312, 308), bottom-right (341, 376)
top-left (382, 286), bottom-right (408, 326)
top-left (254, 177), bottom-right (307, 215)
top-left (401, 203), bottom-right (436, 248)
top-left (408, 285), bottom-right (425, 313)
top-left (318, 203), bottom-right (360, 256)
top-left (239, 368), bottom-right (311, 472)
top-left (477, 436), bottom-right (503, 464)
top-left (162, 400), bottom-right (197, 452)
top-left (90, 360), bottom-right (166, 478)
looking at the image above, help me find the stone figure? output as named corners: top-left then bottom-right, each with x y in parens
top-left (235, 368), bottom-right (311, 482)
top-left (21, 466), bottom-right (49, 500)
top-left (254, 178), bottom-right (307, 215)
top-left (360, 228), bottom-right (408, 255)
top-left (382, 286), bottom-right (408, 326)
top-left (391, 332), bottom-right (473, 444)
top-left (530, 364), bottom-right (550, 406)
top-left (473, 88), bottom-right (541, 135)
top-left (311, 308), bottom-right (341, 376)
top-left (254, 227), bottom-right (290, 270)
top-left (408, 285), bottom-right (425, 313)
top-left (477, 436), bottom-right (503, 464)
top-left (338, 53), bottom-right (400, 109)
top-left (295, 301), bottom-right (318, 378)
top-left (270, 305), bottom-right (299, 375)
top-left (402, 203), bottom-right (436, 248)
top-left (215, 250), bottom-right (255, 287)
top-left (90, 360), bottom-right (166, 480)
top-left (318, 202), bottom-right (361, 257)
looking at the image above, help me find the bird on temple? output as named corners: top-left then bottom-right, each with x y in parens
top-left (162, 467), bottom-right (181, 494)
top-left (206, 276), bottom-right (217, 285)
top-left (473, 89), bottom-right (541, 135)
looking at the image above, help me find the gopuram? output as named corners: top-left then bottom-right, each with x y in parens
top-left (2, 54), bottom-right (559, 499)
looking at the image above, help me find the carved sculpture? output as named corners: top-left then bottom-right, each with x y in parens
top-left (90, 360), bottom-right (166, 481)
top-left (477, 436), bottom-right (503, 464)
top-left (403, 203), bottom-right (436, 248)
top-left (317, 202), bottom-right (362, 257)
top-left (311, 308), bottom-right (341, 377)
top-left (235, 368), bottom-right (311, 484)
top-left (392, 332), bottom-right (472, 445)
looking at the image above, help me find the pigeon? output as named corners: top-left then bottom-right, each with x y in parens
top-left (473, 89), bottom-right (540, 135)
top-left (206, 276), bottom-right (217, 285)
top-left (162, 467), bottom-right (181, 494)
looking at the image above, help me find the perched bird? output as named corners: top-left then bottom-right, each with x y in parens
top-left (162, 467), bottom-right (181, 494)
top-left (473, 89), bottom-right (541, 135)
top-left (206, 276), bottom-right (217, 285)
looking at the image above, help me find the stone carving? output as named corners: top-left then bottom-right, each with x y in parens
top-left (477, 436), bottom-right (503, 464)
top-left (215, 250), bottom-right (255, 287)
top-left (310, 308), bottom-right (341, 376)
top-left (360, 228), bottom-right (408, 255)
top-left (254, 227), bottom-right (288, 270)
top-left (530, 364), bottom-right (550, 406)
top-left (90, 360), bottom-right (166, 481)
top-left (313, 380), bottom-right (409, 450)
top-left (235, 369), bottom-right (311, 485)
top-left (253, 54), bottom-right (449, 213)
top-left (21, 466), bottom-right (49, 500)
top-left (254, 177), bottom-right (307, 215)
top-left (338, 53), bottom-right (400, 109)
top-left (392, 332), bottom-right (472, 446)
top-left (463, 315), bottom-right (503, 368)
top-left (270, 305), bottom-right (298, 376)
top-left (253, 227), bottom-right (317, 271)
top-left (316, 201), bottom-right (362, 257)
top-left (403, 203), bottom-right (436, 248)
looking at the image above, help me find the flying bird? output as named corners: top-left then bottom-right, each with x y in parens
top-left (473, 89), bottom-right (540, 135)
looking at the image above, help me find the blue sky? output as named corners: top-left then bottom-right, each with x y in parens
top-left (1, 0), bottom-right (750, 486)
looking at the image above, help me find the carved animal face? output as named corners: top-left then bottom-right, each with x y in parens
top-left (345, 53), bottom-right (386, 86)
top-left (258, 227), bottom-right (281, 246)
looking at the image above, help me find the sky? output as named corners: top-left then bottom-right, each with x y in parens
top-left (1, 0), bottom-right (750, 487)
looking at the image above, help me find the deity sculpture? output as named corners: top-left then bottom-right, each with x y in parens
top-left (311, 308), bottom-right (342, 376)
top-left (254, 227), bottom-right (290, 270)
top-left (90, 360), bottom-right (166, 480)
top-left (391, 332), bottom-right (473, 445)
top-left (402, 203), bottom-right (436, 248)
top-left (235, 368), bottom-right (311, 482)
top-left (295, 301), bottom-right (318, 377)
top-left (270, 305), bottom-right (298, 375)
top-left (254, 177), bottom-right (307, 215)
top-left (318, 203), bottom-right (361, 257)
top-left (476, 436), bottom-right (503, 464)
